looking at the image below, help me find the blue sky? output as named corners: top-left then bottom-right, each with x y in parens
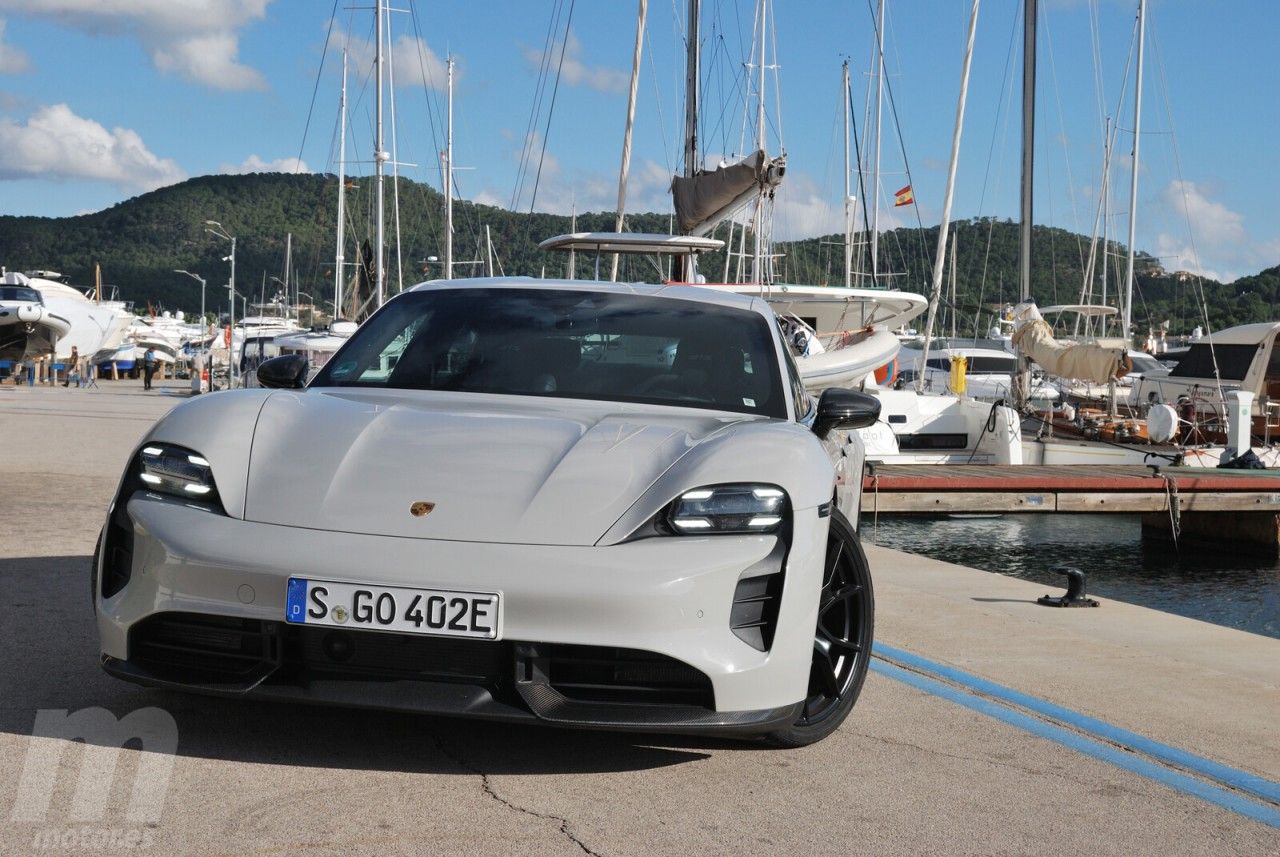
top-left (0, 0), bottom-right (1275, 282)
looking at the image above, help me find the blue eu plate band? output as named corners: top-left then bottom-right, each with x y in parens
top-left (285, 577), bottom-right (308, 624)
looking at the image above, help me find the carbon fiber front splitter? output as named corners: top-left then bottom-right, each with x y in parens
top-left (102, 655), bottom-right (802, 737)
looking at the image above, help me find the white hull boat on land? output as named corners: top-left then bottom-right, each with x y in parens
top-left (0, 276), bottom-right (73, 360)
top-left (10, 271), bottom-right (133, 362)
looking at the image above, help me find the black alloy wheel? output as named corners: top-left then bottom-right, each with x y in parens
top-left (768, 511), bottom-right (874, 747)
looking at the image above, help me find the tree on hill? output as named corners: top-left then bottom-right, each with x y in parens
top-left (0, 173), bottom-right (1273, 335)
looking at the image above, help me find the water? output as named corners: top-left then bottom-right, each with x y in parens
top-left (863, 513), bottom-right (1280, 640)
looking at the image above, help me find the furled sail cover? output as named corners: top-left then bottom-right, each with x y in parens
top-left (671, 150), bottom-right (785, 236)
top-left (1011, 302), bottom-right (1131, 384)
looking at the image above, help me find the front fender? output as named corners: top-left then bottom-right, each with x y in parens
top-left (598, 420), bottom-right (835, 545)
top-left (135, 389), bottom-right (275, 519)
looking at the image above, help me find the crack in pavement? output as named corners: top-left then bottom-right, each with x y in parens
top-left (429, 734), bottom-right (602, 856)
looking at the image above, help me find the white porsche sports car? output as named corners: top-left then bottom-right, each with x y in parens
top-left (95, 278), bottom-right (880, 746)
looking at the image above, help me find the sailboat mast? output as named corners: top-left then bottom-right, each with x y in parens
top-left (950, 228), bottom-right (958, 339)
top-left (611, 0), bottom-right (648, 283)
top-left (681, 0), bottom-right (701, 282)
top-left (1122, 0), bottom-right (1146, 343)
top-left (750, 0), bottom-right (767, 287)
top-left (374, 0), bottom-right (386, 308)
top-left (1019, 0), bottom-right (1036, 306)
top-left (870, 0), bottom-right (886, 285)
top-left (335, 50), bottom-right (348, 317)
top-left (284, 232), bottom-right (292, 318)
top-left (843, 61), bottom-right (853, 289)
top-left (683, 0), bottom-right (700, 181)
top-left (918, 0), bottom-right (980, 393)
top-left (567, 204), bottom-right (577, 280)
top-left (444, 56), bottom-right (454, 280)
top-left (1100, 115), bottom-right (1111, 328)
top-left (1016, 0), bottom-right (1037, 408)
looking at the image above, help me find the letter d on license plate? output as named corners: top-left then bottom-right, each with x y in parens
top-left (286, 577), bottom-right (501, 639)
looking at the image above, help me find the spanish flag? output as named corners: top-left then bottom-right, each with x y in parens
top-left (894, 184), bottom-right (914, 207)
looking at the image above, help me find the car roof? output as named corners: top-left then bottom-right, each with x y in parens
top-left (404, 276), bottom-right (768, 315)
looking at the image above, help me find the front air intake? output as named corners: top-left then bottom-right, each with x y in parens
top-left (518, 644), bottom-right (714, 710)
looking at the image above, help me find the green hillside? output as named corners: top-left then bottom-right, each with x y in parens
top-left (0, 172), bottom-right (1273, 334)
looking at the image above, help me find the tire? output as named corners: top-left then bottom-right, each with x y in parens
top-left (767, 511), bottom-right (874, 748)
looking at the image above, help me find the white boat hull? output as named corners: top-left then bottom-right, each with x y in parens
top-left (0, 302), bottom-right (73, 359)
top-left (797, 329), bottom-right (899, 390)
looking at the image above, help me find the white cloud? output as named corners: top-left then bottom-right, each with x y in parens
top-left (0, 19), bottom-right (31, 73)
top-left (335, 26), bottom-right (449, 92)
top-left (220, 154), bottom-right (309, 174)
top-left (1152, 180), bottom-right (1262, 282)
top-left (478, 152), bottom-right (671, 220)
top-left (523, 30), bottom-right (628, 96)
top-left (0, 1), bottom-right (268, 90)
top-left (0, 103), bottom-right (185, 192)
top-left (771, 171), bottom-right (842, 241)
top-left (1162, 180), bottom-right (1245, 247)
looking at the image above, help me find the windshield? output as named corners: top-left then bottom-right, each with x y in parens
top-left (0, 286), bottom-right (41, 303)
top-left (312, 287), bottom-right (787, 419)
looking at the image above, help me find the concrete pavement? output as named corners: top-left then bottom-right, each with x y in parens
top-left (1, 381), bottom-right (1276, 855)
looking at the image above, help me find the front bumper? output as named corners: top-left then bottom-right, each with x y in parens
top-left (96, 496), bottom-right (827, 734)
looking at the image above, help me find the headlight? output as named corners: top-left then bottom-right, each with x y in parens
top-left (668, 484), bottom-right (788, 534)
top-left (138, 444), bottom-right (220, 503)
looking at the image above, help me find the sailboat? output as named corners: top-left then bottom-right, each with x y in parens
top-left (667, 0), bottom-right (927, 390)
top-left (996, 0), bottom-right (1275, 466)
top-left (265, 29), bottom-right (394, 381)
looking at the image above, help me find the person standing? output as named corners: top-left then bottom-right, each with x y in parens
top-left (190, 350), bottom-right (204, 395)
top-left (143, 346), bottom-right (157, 391)
top-left (62, 346), bottom-right (81, 387)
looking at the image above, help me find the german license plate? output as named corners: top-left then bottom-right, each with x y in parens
top-left (285, 578), bottom-right (500, 639)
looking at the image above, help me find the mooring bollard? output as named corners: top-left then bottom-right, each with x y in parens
top-left (1037, 565), bottom-right (1099, 608)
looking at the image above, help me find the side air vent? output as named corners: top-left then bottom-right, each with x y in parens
top-left (100, 503), bottom-right (135, 598)
top-left (730, 572), bottom-right (785, 651)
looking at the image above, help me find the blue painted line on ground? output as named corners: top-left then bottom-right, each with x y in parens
top-left (869, 660), bottom-right (1280, 829)
top-left (874, 642), bottom-right (1280, 806)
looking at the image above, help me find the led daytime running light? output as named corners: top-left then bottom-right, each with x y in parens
top-left (138, 443), bottom-right (219, 504)
top-left (669, 484), bottom-right (788, 535)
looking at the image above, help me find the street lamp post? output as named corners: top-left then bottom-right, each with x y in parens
top-left (174, 269), bottom-right (208, 393)
top-left (204, 220), bottom-right (237, 385)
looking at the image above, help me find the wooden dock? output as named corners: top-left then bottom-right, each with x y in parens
top-left (862, 463), bottom-right (1280, 552)
top-left (862, 464), bottom-right (1280, 514)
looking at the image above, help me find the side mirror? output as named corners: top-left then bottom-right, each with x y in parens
top-left (812, 388), bottom-right (881, 438)
top-left (257, 354), bottom-right (309, 389)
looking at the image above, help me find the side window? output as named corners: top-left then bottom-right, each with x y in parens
top-left (780, 336), bottom-right (811, 419)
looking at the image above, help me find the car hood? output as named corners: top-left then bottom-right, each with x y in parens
top-left (243, 388), bottom-right (748, 545)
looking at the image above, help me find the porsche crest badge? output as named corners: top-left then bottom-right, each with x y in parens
top-left (409, 501), bottom-right (436, 518)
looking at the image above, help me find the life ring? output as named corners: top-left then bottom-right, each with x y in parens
top-left (874, 357), bottom-right (898, 386)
